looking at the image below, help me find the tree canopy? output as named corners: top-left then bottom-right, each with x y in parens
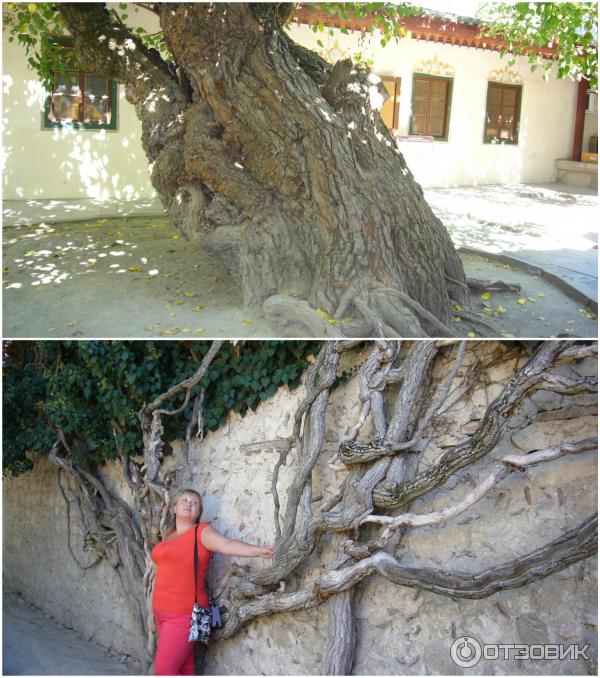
top-left (5, 2), bottom-right (597, 89)
top-left (479, 2), bottom-right (598, 89)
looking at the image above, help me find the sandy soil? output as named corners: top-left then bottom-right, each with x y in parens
top-left (2, 592), bottom-right (140, 675)
top-left (2, 215), bottom-right (596, 339)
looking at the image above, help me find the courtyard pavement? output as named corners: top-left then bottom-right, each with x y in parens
top-left (425, 182), bottom-right (598, 303)
top-left (2, 592), bottom-right (139, 675)
top-left (3, 181), bottom-right (598, 304)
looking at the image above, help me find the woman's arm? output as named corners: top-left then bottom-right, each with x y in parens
top-left (200, 524), bottom-right (274, 558)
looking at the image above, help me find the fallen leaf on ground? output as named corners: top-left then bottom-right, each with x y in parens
top-left (518, 298), bottom-right (526, 305)
top-left (192, 305), bottom-right (204, 312)
top-left (243, 319), bottom-right (253, 324)
top-left (129, 266), bottom-right (142, 272)
top-left (481, 292), bottom-right (491, 300)
top-left (453, 303), bottom-right (464, 311)
top-left (183, 291), bottom-right (196, 297)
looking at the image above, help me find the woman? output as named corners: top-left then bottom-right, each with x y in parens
top-left (151, 489), bottom-right (274, 675)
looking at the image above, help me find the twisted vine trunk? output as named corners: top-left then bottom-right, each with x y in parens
top-left (35, 336), bottom-right (597, 674)
top-left (57, 3), bottom-right (468, 337)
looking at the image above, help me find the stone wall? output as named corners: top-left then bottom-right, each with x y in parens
top-left (3, 342), bottom-right (597, 674)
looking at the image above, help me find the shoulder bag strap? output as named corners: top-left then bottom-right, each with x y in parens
top-left (193, 524), bottom-right (199, 605)
top-left (209, 549), bottom-right (214, 602)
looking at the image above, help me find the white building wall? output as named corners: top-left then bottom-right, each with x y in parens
top-left (290, 23), bottom-right (578, 187)
top-left (1, 6), bottom-right (158, 201)
top-left (2, 14), bottom-right (579, 200)
top-left (583, 109), bottom-right (598, 154)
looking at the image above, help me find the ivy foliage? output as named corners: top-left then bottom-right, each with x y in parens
top-left (2, 340), bottom-right (322, 477)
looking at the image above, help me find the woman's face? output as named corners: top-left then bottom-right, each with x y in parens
top-left (174, 492), bottom-right (202, 522)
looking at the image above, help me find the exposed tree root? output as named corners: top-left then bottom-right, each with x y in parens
top-left (467, 278), bottom-right (522, 294)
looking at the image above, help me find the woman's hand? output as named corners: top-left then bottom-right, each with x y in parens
top-left (255, 545), bottom-right (275, 558)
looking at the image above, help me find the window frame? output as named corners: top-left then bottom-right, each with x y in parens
top-left (409, 73), bottom-right (453, 142)
top-left (379, 75), bottom-right (402, 132)
top-left (42, 35), bottom-right (118, 131)
top-left (483, 81), bottom-right (522, 146)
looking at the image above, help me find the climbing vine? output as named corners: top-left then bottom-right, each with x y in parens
top-left (2, 340), bottom-right (322, 477)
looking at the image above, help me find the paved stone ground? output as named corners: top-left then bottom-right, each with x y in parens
top-left (2, 592), bottom-right (141, 675)
top-left (4, 182), bottom-right (597, 303)
top-left (425, 182), bottom-right (598, 303)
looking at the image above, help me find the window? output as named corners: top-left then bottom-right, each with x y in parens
top-left (484, 82), bottom-right (522, 144)
top-left (410, 74), bottom-right (453, 140)
top-left (43, 37), bottom-right (117, 130)
top-left (379, 76), bottom-right (401, 131)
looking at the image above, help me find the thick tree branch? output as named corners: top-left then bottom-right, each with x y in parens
top-left (218, 514), bottom-right (597, 637)
top-left (143, 340), bottom-right (223, 416)
top-left (372, 341), bottom-right (573, 509)
top-left (321, 513), bottom-right (598, 599)
top-left (363, 437), bottom-right (597, 547)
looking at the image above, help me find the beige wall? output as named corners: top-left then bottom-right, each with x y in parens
top-left (3, 343), bottom-right (597, 674)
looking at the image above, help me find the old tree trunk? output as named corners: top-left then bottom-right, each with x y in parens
top-left (38, 339), bottom-right (598, 674)
top-left (57, 3), bottom-right (469, 338)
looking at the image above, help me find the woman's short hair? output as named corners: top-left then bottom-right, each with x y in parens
top-left (169, 488), bottom-right (203, 524)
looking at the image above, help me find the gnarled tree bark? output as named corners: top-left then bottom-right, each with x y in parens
top-left (55, 3), bottom-right (470, 337)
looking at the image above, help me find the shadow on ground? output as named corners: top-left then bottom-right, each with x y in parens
top-left (2, 212), bottom-right (597, 339)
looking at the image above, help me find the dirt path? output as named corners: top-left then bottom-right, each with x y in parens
top-left (2, 215), bottom-right (596, 338)
top-left (2, 592), bottom-right (141, 675)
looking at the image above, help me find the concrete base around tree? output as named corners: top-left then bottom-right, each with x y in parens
top-left (4, 183), bottom-right (596, 305)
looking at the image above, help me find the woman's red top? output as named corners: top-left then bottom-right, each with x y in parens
top-left (151, 522), bottom-right (211, 613)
